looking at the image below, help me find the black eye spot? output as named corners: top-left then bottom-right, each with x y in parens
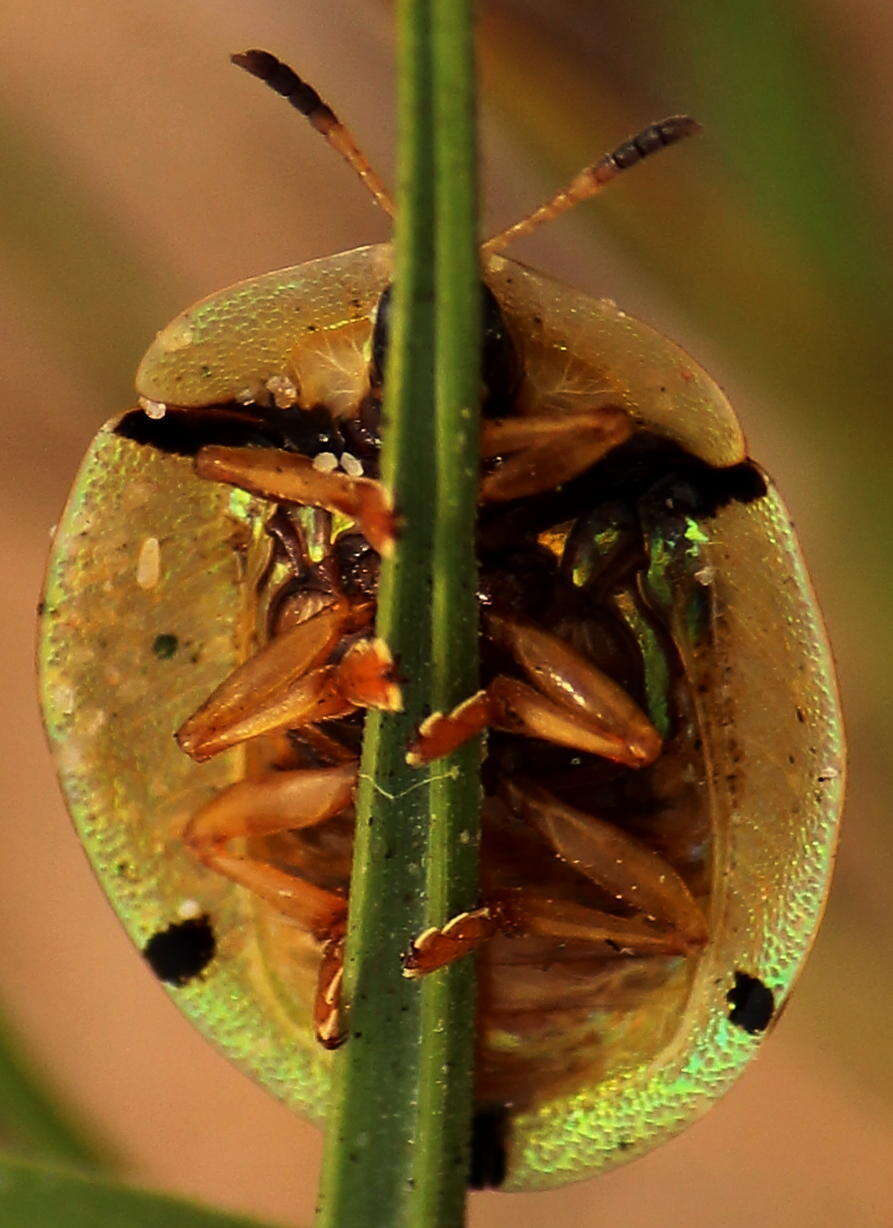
top-left (468, 1106), bottom-right (508, 1189)
top-left (726, 970), bottom-right (775, 1034)
top-left (152, 633), bottom-right (179, 659)
top-left (143, 916), bottom-right (216, 986)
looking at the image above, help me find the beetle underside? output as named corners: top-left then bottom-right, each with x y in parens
top-left (136, 283), bottom-right (740, 1123)
top-left (40, 247), bottom-right (844, 1189)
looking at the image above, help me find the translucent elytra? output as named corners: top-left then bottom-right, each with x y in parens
top-left (40, 247), bottom-right (843, 1189)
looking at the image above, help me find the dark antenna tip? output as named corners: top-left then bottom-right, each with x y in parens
top-left (231, 49), bottom-right (275, 79)
top-left (228, 48), bottom-right (396, 217)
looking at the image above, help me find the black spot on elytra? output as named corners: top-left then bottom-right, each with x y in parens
top-left (143, 916), bottom-right (216, 986)
top-left (726, 970), bottom-right (775, 1034)
top-left (152, 633), bottom-right (179, 659)
top-left (469, 1106), bottom-right (508, 1189)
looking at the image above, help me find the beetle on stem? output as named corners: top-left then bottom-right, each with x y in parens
top-left (40, 51), bottom-right (843, 1190)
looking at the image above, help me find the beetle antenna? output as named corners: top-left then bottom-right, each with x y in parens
top-left (232, 49), bottom-right (395, 218)
top-left (481, 115), bottom-right (700, 255)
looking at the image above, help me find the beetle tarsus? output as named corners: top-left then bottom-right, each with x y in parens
top-left (404, 887), bottom-right (692, 977)
top-left (407, 616), bottom-right (661, 768)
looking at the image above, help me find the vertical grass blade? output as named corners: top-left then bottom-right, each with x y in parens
top-left (316, 3), bottom-right (481, 1226)
top-left (413, 0), bottom-right (482, 1223)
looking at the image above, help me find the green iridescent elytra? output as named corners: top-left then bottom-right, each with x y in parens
top-left (39, 245), bottom-right (844, 1189)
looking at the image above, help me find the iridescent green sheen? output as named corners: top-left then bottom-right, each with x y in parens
top-left (504, 487), bottom-right (843, 1187)
top-left (40, 253), bottom-right (844, 1190)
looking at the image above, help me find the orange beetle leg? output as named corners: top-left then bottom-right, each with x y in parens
top-left (195, 444), bottom-right (397, 557)
top-left (314, 936), bottom-right (347, 1049)
top-left (505, 783), bottom-right (708, 948)
top-left (335, 637), bottom-right (402, 712)
top-left (406, 675), bottom-right (651, 768)
top-left (176, 605), bottom-right (349, 760)
top-left (405, 690), bottom-right (494, 766)
top-left (404, 888), bottom-right (691, 978)
top-left (183, 764), bottom-right (355, 933)
top-left (487, 614), bottom-right (662, 766)
top-left (403, 904), bottom-right (505, 978)
top-left (407, 615), bottom-right (661, 768)
top-left (479, 405), bottom-right (631, 502)
top-left (178, 665), bottom-right (354, 761)
top-left (177, 617), bottom-right (400, 762)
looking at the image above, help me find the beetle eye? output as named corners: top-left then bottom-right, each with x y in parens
top-left (370, 282), bottom-right (520, 411)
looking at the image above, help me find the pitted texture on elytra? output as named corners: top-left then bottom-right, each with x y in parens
top-left (484, 254), bottom-right (745, 468)
top-left (39, 427), bottom-right (332, 1124)
top-left (41, 270), bottom-right (843, 1189)
top-left (501, 487), bottom-right (843, 1188)
top-left (136, 245), bottom-right (391, 408)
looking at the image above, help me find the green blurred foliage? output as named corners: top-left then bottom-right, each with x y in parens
top-left (2, 1), bottom-right (890, 1222)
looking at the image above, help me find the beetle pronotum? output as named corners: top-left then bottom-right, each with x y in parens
top-left (39, 51), bottom-right (844, 1190)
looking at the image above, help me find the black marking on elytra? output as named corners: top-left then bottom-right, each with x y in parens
top-left (152, 633), bottom-right (179, 659)
top-left (143, 916), bottom-right (216, 987)
top-left (726, 970), bottom-right (775, 1034)
top-left (115, 402), bottom-right (370, 463)
top-left (469, 1106), bottom-right (508, 1189)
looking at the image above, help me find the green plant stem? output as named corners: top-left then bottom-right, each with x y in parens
top-left (315, 3), bottom-right (481, 1226)
top-left (413, 1), bottom-right (482, 1223)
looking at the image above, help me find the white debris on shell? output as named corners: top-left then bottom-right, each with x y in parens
top-left (136, 537), bottom-right (161, 589)
top-left (177, 899), bottom-right (203, 920)
top-left (313, 452), bottom-right (339, 474)
top-left (138, 396), bottom-right (167, 420)
top-left (235, 386), bottom-right (259, 405)
top-left (340, 451), bottom-right (364, 478)
top-left (265, 374), bottom-right (300, 408)
top-left (694, 565), bottom-right (716, 586)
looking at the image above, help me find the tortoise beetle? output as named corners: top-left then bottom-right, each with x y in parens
top-left (39, 51), bottom-right (844, 1190)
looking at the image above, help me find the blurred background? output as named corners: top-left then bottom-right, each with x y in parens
top-left (2, 1), bottom-right (891, 1224)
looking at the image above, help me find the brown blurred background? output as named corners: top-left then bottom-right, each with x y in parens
top-left (2, 1), bottom-right (892, 1224)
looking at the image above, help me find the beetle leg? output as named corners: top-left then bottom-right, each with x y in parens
top-left (314, 936), bottom-right (347, 1049)
top-left (480, 405), bottom-right (631, 502)
top-left (504, 782), bottom-right (708, 946)
top-left (487, 613), bottom-right (660, 762)
top-left (408, 616), bottom-right (660, 768)
top-left (195, 444), bottom-right (397, 557)
top-left (184, 764), bottom-right (355, 932)
top-left (403, 889), bottom-right (690, 977)
top-left (178, 635), bottom-right (400, 762)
